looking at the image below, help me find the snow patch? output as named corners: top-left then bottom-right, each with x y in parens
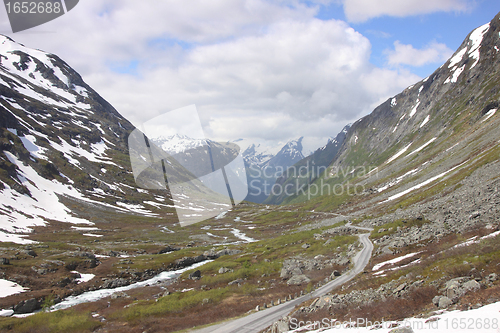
top-left (20, 135), bottom-right (48, 160)
top-left (386, 143), bottom-right (412, 164)
top-left (215, 211), bottom-right (228, 220)
top-left (71, 271), bottom-right (95, 284)
top-left (377, 168), bottom-right (419, 193)
top-left (419, 115), bottom-right (430, 128)
top-left (115, 202), bottom-right (158, 216)
top-left (231, 228), bottom-right (257, 243)
top-left (468, 22), bottom-right (490, 69)
top-left (372, 252), bottom-right (421, 271)
top-left (0, 230), bottom-right (35, 244)
top-left (0, 279), bottom-right (28, 298)
top-left (409, 100), bottom-right (420, 118)
top-left (289, 301), bottom-right (500, 333)
top-left (482, 108), bottom-right (497, 122)
top-left (408, 138), bottom-right (437, 157)
top-left (448, 47), bottom-right (467, 69)
top-left (383, 160), bottom-right (468, 202)
top-left (444, 65), bottom-right (465, 84)
top-left (49, 137), bottom-right (116, 166)
top-left (71, 226), bottom-right (100, 231)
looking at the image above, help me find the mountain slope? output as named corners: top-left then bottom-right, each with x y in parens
top-left (243, 137), bottom-right (305, 203)
top-left (283, 13), bottom-right (500, 223)
top-left (264, 124), bottom-right (350, 205)
top-left (0, 35), bottom-right (177, 244)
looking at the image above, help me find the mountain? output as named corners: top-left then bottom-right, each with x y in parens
top-left (264, 124), bottom-right (350, 205)
top-left (0, 35), bottom-right (178, 244)
top-left (149, 134), bottom-right (311, 204)
top-left (150, 134), bottom-right (208, 155)
top-left (282, 13), bottom-right (500, 230)
top-left (242, 137), bottom-right (306, 203)
top-left (237, 139), bottom-right (282, 168)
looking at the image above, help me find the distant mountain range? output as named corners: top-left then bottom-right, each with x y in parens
top-left (242, 137), bottom-right (306, 203)
top-left (151, 134), bottom-right (321, 204)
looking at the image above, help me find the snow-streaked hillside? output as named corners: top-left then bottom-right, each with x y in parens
top-left (0, 35), bottom-right (175, 243)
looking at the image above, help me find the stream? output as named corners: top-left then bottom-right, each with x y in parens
top-left (50, 260), bottom-right (211, 312)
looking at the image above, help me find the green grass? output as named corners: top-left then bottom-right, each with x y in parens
top-left (371, 218), bottom-right (430, 239)
top-left (0, 310), bottom-right (101, 333)
top-left (118, 287), bottom-right (232, 322)
top-left (176, 229), bottom-right (357, 289)
top-left (111, 228), bottom-right (359, 324)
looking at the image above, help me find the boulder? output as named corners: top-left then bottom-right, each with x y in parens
top-left (331, 270), bottom-right (341, 277)
top-left (431, 295), bottom-right (452, 309)
top-left (14, 298), bottom-right (40, 314)
top-left (157, 245), bottom-right (179, 254)
top-left (189, 270), bottom-right (201, 280)
top-left (57, 277), bottom-right (72, 287)
top-left (487, 273), bottom-right (498, 283)
top-left (269, 318), bottom-right (289, 333)
top-left (111, 291), bottom-right (129, 299)
top-left (445, 277), bottom-right (480, 301)
top-left (280, 267), bottom-right (302, 280)
top-left (438, 296), bottom-right (453, 309)
top-left (0, 258), bottom-right (9, 265)
top-left (462, 280), bottom-right (481, 293)
top-left (74, 252), bottom-right (95, 260)
top-left (228, 279), bottom-right (244, 286)
top-left (174, 257), bottom-right (196, 268)
top-left (287, 274), bottom-right (310, 286)
top-left (24, 250), bottom-right (37, 257)
top-left (394, 282), bottom-right (408, 294)
top-left (218, 267), bottom-right (232, 274)
top-left (103, 278), bottom-right (128, 289)
top-left (203, 248), bottom-right (241, 259)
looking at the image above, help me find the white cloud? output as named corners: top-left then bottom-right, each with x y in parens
top-left (342, 0), bottom-right (471, 23)
top-left (82, 18), bottom-right (417, 144)
top-left (385, 41), bottom-right (454, 67)
top-left (3, 0), bottom-right (420, 151)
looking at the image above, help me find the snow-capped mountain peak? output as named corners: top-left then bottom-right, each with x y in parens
top-left (150, 134), bottom-right (209, 155)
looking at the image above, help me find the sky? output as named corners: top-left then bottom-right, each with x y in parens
top-left (1, 0), bottom-right (499, 154)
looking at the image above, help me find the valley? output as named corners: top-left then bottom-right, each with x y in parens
top-left (0, 8), bottom-right (500, 333)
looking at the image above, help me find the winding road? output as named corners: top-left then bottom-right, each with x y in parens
top-left (190, 226), bottom-right (374, 333)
